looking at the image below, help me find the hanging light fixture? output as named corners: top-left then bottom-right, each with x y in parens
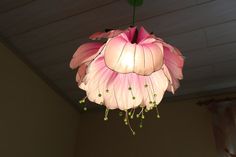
top-left (69, 0), bottom-right (184, 135)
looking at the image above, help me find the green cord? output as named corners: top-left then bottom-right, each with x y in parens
top-left (132, 0), bottom-right (136, 25)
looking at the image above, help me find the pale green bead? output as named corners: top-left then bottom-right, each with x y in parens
top-left (104, 117), bottom-right (108, 121)
top-left (141, 115), bottom-right (145, 119)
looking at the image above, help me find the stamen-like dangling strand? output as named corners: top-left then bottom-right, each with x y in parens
top-left (141, 109), bottom-right (145, 119)
top-left (128, 109), bottom-right (133, 116)
top-left (130, 108), bottom-right (136, 119)
top-left (124, 110), bottom-right (136, 135)
top-left (79, 98), bottom-right (162, 135)
top-left (155, 106), bottom-right (160, 118)
top-left (124, 110), bottom-right (128, 125)
top-left (104, 108), bottom-right (109, 121)
top-left (139, 118), bottom-right (143, 128)
top-left (136, 107), bottom-right (144, 118)
top-left (79, 96), bottom-right (87, 111)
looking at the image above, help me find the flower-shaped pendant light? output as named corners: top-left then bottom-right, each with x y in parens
top-left (69, 0), bottom-right (184, 134)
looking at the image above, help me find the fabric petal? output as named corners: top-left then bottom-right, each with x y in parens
top-left (70, 26), bottom-right (184, 111)
top-left (83, 54), bottom-right (168, 110)
top-left (123, 27), bottom-right (137, 42)
top-left (76, 63), bottom-right (87, 85)
top-left (89, 29), bottom-right (124, 40)
top-left (163, 43), bottom-right (184, 92)
top-left (70, 42), bottom-right (103, 69)
top-left (137, 26), bottom-right (151, 43)
top-left (104, 35), bottom-right (164, 75)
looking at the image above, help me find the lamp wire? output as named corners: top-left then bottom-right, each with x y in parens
top-left (132, 0), bottom-right (136, 25)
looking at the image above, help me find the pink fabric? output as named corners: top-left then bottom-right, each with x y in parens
top-left (104, 27), bottom-right (164, 75)
top-left (70, 42), bottom-right (103, 69)
top-left (69, 43), bottom-right (103, 83)
top-left (80, 54), bottom-right (168, 110)
top-left (70, 26), bottom-right (184, 110)
top-left (137, 26), bottom-right (150, 43)
top-left (89, 29), bottom-right (125, 40)
top-left (162, 43), bottom-right (184, 92)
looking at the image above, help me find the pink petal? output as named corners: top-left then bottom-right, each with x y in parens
top-left (137, 26), bottom-right (151, 43)
top-left (162, 64), bottom-right (175, 93)
top-left (123, 27), bottom-right (137, 42)
top-left (104, 35), bottom-right (164, 75)
top-left (76, 63), bottom-right (87, 84)
top-left (82, 54), bottom-right (168, 110)
top-left (164, 45), bottom-right (184, 79)
top-left (89, 30), bottom-right (124, 40)
top-left (69, 42), bottom-right (103, 69)
top-left (162, 43), bottom-right (184, 92)
top-left (146, 70), bottom-right (168, 108)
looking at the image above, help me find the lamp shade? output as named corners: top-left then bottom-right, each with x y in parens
top-left (70, 26), bottom-right (184, 122)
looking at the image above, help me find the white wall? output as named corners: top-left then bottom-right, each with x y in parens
top-left (0, 42), bottom-right (79, 157)
top-left (76, 99), bottom-right (218, 157)
top-left (0, 41), bottom-right (224, 157)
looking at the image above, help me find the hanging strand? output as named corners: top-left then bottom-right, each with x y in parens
top-left (132, 0), bottom-right (136, 25)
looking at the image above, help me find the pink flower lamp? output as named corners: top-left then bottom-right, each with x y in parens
top-left (69, 0), bottom-right (184, 135)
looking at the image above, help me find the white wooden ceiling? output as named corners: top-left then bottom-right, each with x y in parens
top-left (0, 0), bottom-right (236, 109)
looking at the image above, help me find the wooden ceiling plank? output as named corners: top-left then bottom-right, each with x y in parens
top-left (205, 20), bottom-right (236, 46)
top-left (213, 60), bottom-right (236, 77)
top-left (1, 0), bottom-right (199, 37)
top-left (0, 0), bottom-right (34, 14)
top-left (41, 62), bottom-right (73, 80)
top-left (178, 74), bottom-right (236, 95)
top-left (0, 0), bottom-right (116, 37)
top-left (183, 65), bottom-right (214, 81)
top-left (165, 29), bottom-right (207, 52)
top-left (7, 0), bottom-right (205, 53)
top-left (195, 0), bottom-right (214, 4)
top-left (25, 37), bottom-right (87, 68)
top-left (138, 0), bottom-right (236, 37)
top-left (185, 42), bottom-right (236, 68)
top-left (10, 0), bottom-right (235, 53)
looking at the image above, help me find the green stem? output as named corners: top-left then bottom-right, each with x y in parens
top-left (132, 0), bottom-right (136, 25)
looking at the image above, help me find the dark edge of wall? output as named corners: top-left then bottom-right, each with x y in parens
top-left (0, 34), bottom-right (80, 112)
